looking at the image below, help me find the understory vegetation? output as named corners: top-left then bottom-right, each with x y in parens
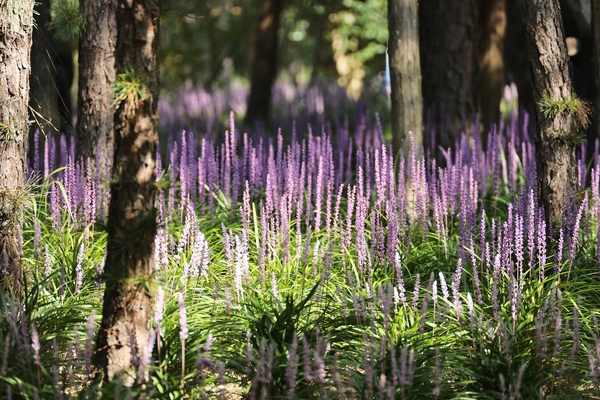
top-left (2, 95), bottom-right (600, 399)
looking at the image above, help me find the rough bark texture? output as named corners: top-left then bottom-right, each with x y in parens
top-left (0, 0), bottom-right (35, 292)
top-left (478, 0), bottom-right (506, 141)
top-left (388, 0), bottom-right (423, 154)
top-left (419, 0), bottom-right (478, 148)
top-left (506, 0), bottom-right (596, 126)
top-left (521, 0), bottom-right (578, 227)
top-left (29, 0), bottom-right (60, 137)
top-left (244, 0), bottom-right (282, 127)
top-left (76, 0), bottom-right (117, 173)
top-left (95, 0), bottom-right (159, 382)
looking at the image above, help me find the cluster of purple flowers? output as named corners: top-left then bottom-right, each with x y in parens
top-left (20, 95), bottom-right (600, 398)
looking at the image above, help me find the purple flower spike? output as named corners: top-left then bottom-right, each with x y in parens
top-left (569, 192), bottom-right (588, 263)
top-left (44, 245), bottom-right (52, 278)
top-left (75, 243), bottom-right (85, 292)
top-left (154, 286), bottom-right (165, 329)
top-left (285, 333), bottom-right (298, 395)
top-left (31, 325), bottom-right (41, 367)
top-left (33, 218), bottom-right (41, 259)
top-left (178, 292), bottom-right (188, 341)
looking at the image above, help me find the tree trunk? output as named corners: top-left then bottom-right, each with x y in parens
top-left (388, 0), bottom-right (423, 154)
top-left (244, 0), bottom-right (282, 127)
top-left (76, 0), bottom-right (117, 174)
top-left (594, 0), bottom-right (600, 140)
top-left (478, 0), bottom-right (506, 142)
top-left (419, 0), bottom-right (478, 148)
top-left (0, 0), bottom-right (35, 292)
top-left (521, 0), bottom-right (580, 227)
top-left (29, 0), bottom-right (60, 138)
top-left (505, 0), bottom-right (536, 114)
top-left (95, 0), bottom-right (159, 382)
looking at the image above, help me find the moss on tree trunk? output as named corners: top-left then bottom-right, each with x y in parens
top-left (521, 0), bottom-right (585, 228)
top-left (94, 0), bottom-right (159, 383)
top-left (0, 0), bottom-right (35, 293)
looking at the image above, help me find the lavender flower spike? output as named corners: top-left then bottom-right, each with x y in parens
top-left (31, 325), bottom-right (41, 367)
top-left (178, 292), bottom-right (189, 341)
top-left (155, 286), bottom-right (165, 329)
top-left (75, 243), bottom-right (85, 292)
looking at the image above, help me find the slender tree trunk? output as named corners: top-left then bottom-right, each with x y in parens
top-left (0, 0), bottom-right (35, 292)
top-left (521, 0), bottom-right (581, 227)
top-left (388, 0), bottom-right (423, 154)
top-left (244, 0), bottom-right (282, 127)
top-left (592, 0), bottom-right (600, 140)
top-left (95, 0), bottom-right (159, 382)
top-left (560, 0), bottom-right (596, 167)
top-left (308, 7), bottom-right (328, 85)
top-left (505, 0), bottom-right (536, 114)
top-left (29, 0), bottom-right (60, 137)
top-left (55, 47), bottom-right (74, 134)
top-left (419, 0), bottom-right (478, 148)
top-left (76, 0), bottom-right (117, 175)
top-left (478, 0), bottom-right (506, 142)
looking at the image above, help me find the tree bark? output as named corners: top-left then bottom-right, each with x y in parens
top-left (29, 0), bottom-right (60, 137)
top-left (478, 0), bottom-right (506, 141)
top-left (95, 0), bottom-right (159, 382)
top-left (76, 0), bottom-right (117, 174)
top-left (419, 0), bottom-right (478, 148)
top-left (244, 0), bottom-right (282, 127)
top-left (505, 0), bottom-right (536, 114)
top-left (388, 0), bottom-right (423, 154)
top-left (591, 0), bottom-right (600, 140)
top-left (0, 0), bottom-right (35, 292)
top-left (521, 0), bottom-right (579, 227)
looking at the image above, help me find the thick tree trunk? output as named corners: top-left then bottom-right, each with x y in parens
top-left (95, 0), bottom-right (159, 382)
top-left (506, 0), bottom-right (596, 126)
top-left (419, 0), bottom-right (478, 148)
top-left (76, 0), bottom-right (116, 173)
top-left (478, 0), bottom-right (506, 141)
top-left (29, 0), bottom-right (60, 137)
top-left (521, 0), bottom-right (580, 227)
top-left (0, 0), bottom-right (35, 292)
top-left (388, 0), bottom-right (423, 154)
top-left (244, 0), bottom-right (282, 127)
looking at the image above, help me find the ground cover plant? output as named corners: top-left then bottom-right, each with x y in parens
top-left (1, 91), bottom-right (600, 399)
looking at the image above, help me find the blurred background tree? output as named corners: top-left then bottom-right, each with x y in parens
top-left (32, 0), bottom-right (600, 149)
top-left (159, 0), bottom-right (387, 93)
top-left (159, 0), bottom-right (260, 89)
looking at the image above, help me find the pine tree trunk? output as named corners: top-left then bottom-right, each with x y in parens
top-left (521, 0), bottom-right (579, 227)
top-left (0, 0), bottom-right (35, 292)
top-left (95, 0), bottom-right (159, 382)
top-left (478, 0), bottom-right (506, 143)
top-left (244, 0), bottom-right (282, 127)
top-left (505, 0), bottom-right (536, 114)
top-left (29, 0), bottom-right (60, 138)
top-left (76, 0), bottom-right (116, 174)
top-left (592, 0), bottom-right (600, 140)
top-left (419, 0), bottom-right (478, 148)
top-left (388, 0), bottom-right (423, 154)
